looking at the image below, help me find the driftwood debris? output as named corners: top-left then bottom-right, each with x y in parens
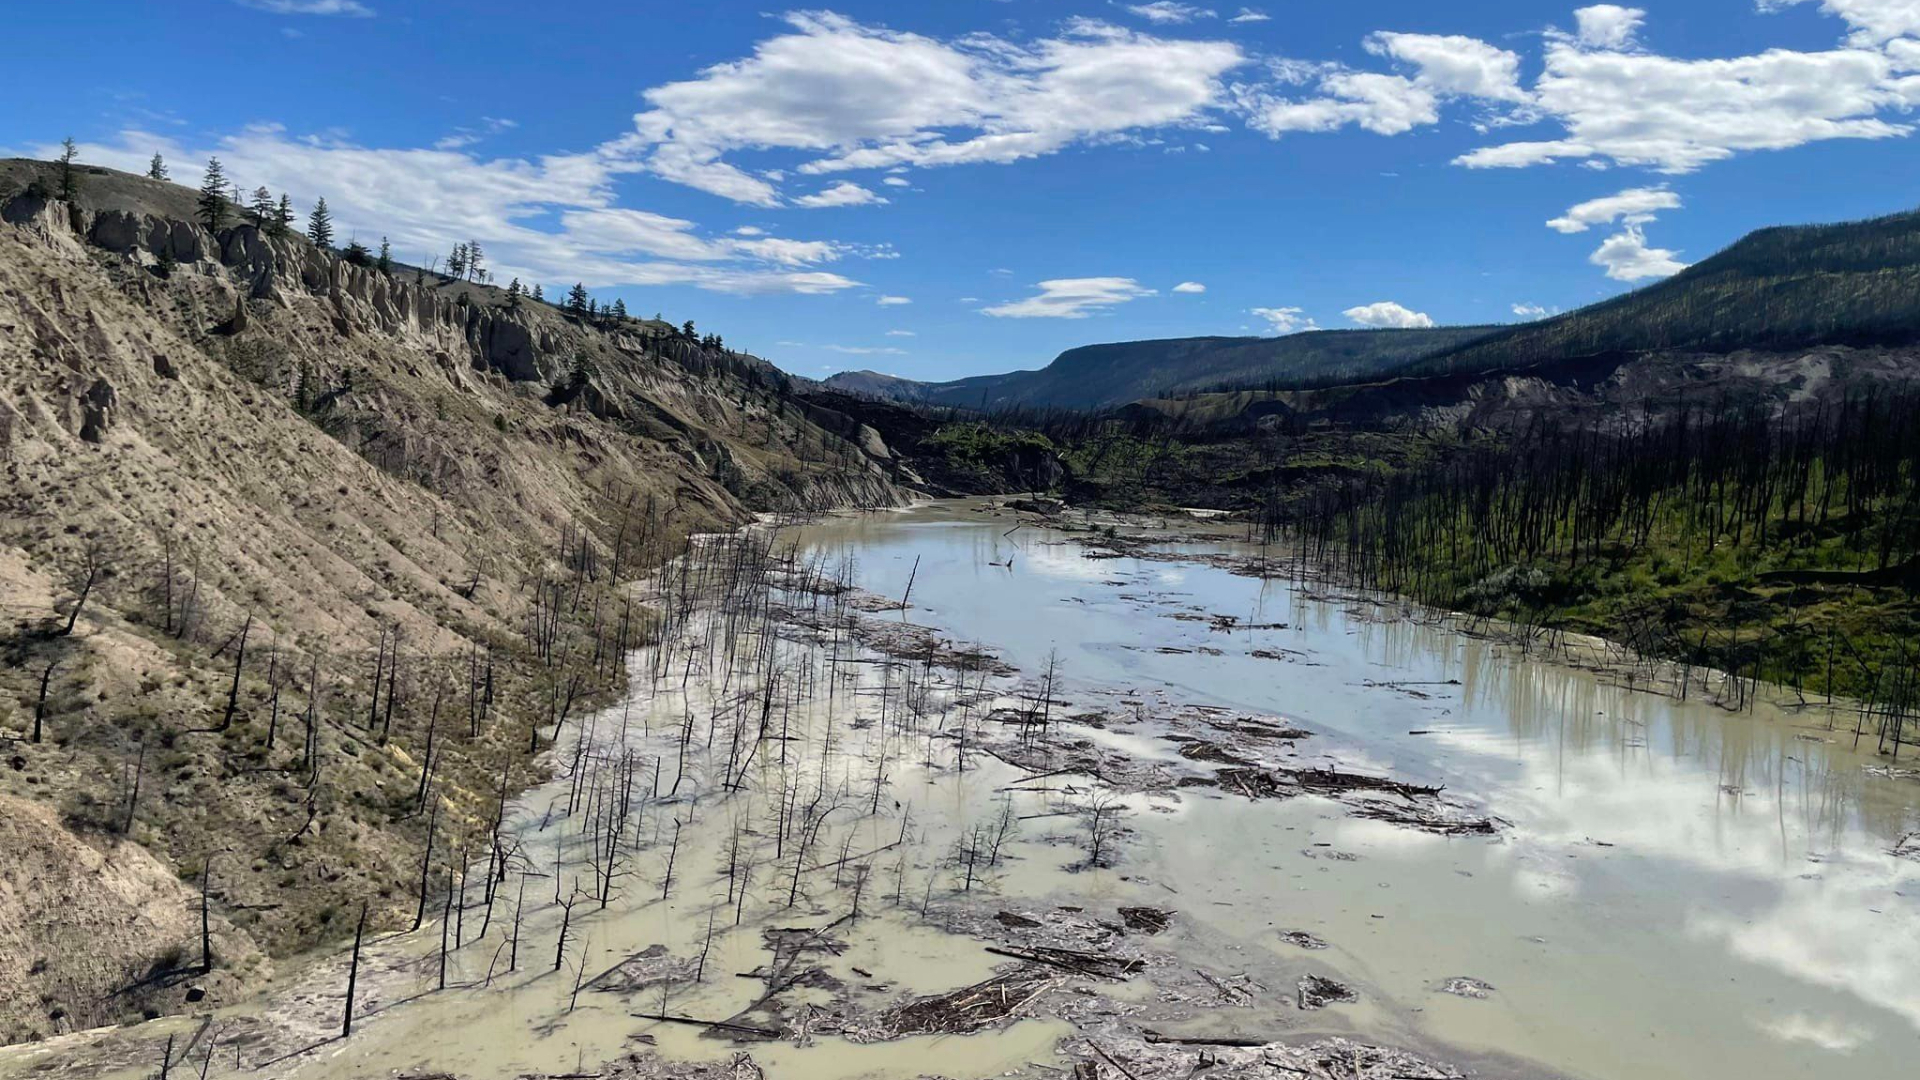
top-left (1117, 907), bottom-right (1173, 935)
top-left (875, 967), bottom-right (1057, 1037)
top-left (985, 944), bottom-right (1143, 980)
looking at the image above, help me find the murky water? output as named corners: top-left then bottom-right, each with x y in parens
top-left (10, 501), bottom-right (1917, 1080)
top-left (764, 504), bottom-right (1920, 1078)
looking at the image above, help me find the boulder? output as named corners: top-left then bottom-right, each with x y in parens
top-left (78, 378), bottom-right (117, 443)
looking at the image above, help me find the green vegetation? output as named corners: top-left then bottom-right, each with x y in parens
top-left (923, 422), bottom-right (1062, 492)
top-left (1290, 396), bottom-right (1920, 710)
top-left (196, 156), bottom-right (229, 231)
top-left (306, 195), bottom-right (333, 249)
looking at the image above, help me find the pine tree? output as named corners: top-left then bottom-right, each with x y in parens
top-left (343, 238), bottom-right (372, 266)
top-left (465, 240), bottom-right (485, 283)
top-left (57, 138), bottom-right (82, 201)
top-left (249, 187), bottom-right (275, 227)
top-left (306, 197), bottom-right (334, 249)
top-left (447, 243), bottom-right (468, 282)
top-left (531, 283), bottom-right (544, 303)
top-left (197, 158), bottom-right (230, 231)
top-left (147, 152), bottom-right (168, 181)
top-left (682, 319), bottom-right (696, 339)
top-left (376, 237), bottom-right (392, 275)
top-left (566, 283), bottom-right (590, 316)
top-left (506, 278), bottom-right (523, 310)
top-left (272, 193), bottom-right (295, 238)
top-left (610, 298), bottom-right (628, 320)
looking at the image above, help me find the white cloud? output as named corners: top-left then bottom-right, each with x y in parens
top-left (1457, 28), bottom-right (1914, 173)
top-left (886, 329), bottom-right (916, 336)
top-left (1238, 67), bottom-right (1439, 136)
top-left (621, 12), bottom-right (1246, 204)
top-left (1215, 6), bottom-right (1920, 177)
top-left (982, 277), bottom-right (1155, 318)
top-left (1124, 2), bottom-right (1216, 24)
top-left (1172, 281), bottom-right (1207, 293)
top-left (793, 180), bottom-right (888, 208)
top-left (1228, 8), bottom-right (1270, 24)
top-left (1235, 32), bottom-right (1524, 138)
top-left (1511, 302), bottom-right (1558, 320)
top-left (728, 236), bottom-right (847, 265)
top-left (881, 176), bottom-right (911, 187)
top-left (876, 295), bottom-right (913, 306)
top-left (1251, 306), bottom-right (1317, 333)
top-left (1761, 0), bottom-right (1920, 44)
top-left (1574, 5), bottom-right (1646, 50)
top-left (733, 225), bottom-right (766, 236)
top-left (1343, 301), bottom-right (1435, 328)
top-left (1547, 185), bottom-right (1682, 232)
top-left (50, 127), bottom-right (865, 297)
top-left (232, 0), bottom-right (374, 14)
top-left (1590, 225), bottom-right (1689, 280)
top-left (1365, 32), bottom-right (1529, 102)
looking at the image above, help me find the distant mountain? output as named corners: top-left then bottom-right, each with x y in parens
top-left (1409, 208), bottom-right (1920, 377)
top-left (822, 327), bottom-right (1496, 412)
top-left (829, 207), bottom-right (1920, 413)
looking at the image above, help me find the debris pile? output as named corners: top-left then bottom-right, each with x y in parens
top-left (1296, 974), bottom-right (1358, 1010)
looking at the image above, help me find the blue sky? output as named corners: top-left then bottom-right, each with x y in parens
top-left (9, 1), bottom-right (1920, 380)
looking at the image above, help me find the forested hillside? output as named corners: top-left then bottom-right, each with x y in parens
top-left (1410, 209), bottom-right (1920, 377)
top-left (1286, 395), bottom-right (1920, 716)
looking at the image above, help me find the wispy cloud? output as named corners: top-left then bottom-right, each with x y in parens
top-left (1251, 306), bottom-right (1317, 333)
top-left (1123, 2), bottom-right (1216, 25)
top-left (232, 0), bottom-right (375, 16)
top-left (983, 277), bottom-right (1155, 318)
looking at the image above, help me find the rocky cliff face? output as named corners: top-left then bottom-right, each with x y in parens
top-left (0, 161), bottom-right (910, 1042)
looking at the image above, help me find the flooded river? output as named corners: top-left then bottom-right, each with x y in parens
top-left (11, 501), bottom-right (1918, 1080)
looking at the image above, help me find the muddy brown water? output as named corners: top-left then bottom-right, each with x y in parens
top-left (7, 501), bottom-right (1917, 1080)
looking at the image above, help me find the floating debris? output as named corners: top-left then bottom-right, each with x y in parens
top-left (1279, 930), bottom-right (1329, 950)
top-left (861, 967), bottom-right (1058, 1038)
top-left (1296, 974), bottom-right (1358, 1010)
top-left (1437, 976), bottom-right (1496, 999)
top-left (1118, 907), bottom-right (1174, 935)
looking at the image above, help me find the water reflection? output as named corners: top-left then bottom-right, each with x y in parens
top-left (790, 504), bottom-right (1920, 1079)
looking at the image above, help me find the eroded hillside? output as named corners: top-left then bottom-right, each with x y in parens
top-left (0, 161), bottom-right (909, 1041)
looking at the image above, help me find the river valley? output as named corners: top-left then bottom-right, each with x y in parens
top-left (7, 500), bottom-right (1917, 1080)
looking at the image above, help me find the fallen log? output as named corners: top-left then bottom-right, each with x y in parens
top-left (1142, 1030), bottom-right (1268, 1048)
top-left (630, 1013), bottom-right (779, 1038)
